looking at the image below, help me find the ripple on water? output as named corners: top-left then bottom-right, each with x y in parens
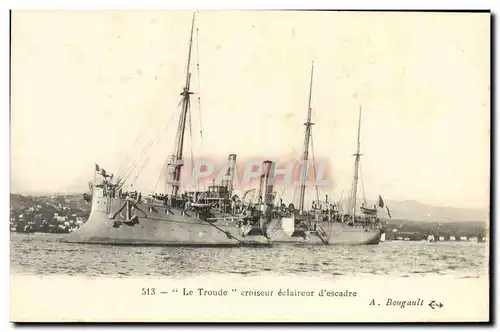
top-left (9, 234), bottom-right (488, 278)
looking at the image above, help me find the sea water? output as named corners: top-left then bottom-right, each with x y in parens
top-left (10, 233), bottom-right (488, 278)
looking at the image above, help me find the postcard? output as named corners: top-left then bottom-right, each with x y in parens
top-left (9, 10), bottom-right (490, 323)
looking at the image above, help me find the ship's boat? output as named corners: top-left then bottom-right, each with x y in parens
top-left (360, 206), bottom-right (377, 215)
top-left (380, 232), bottom-right (386, 242)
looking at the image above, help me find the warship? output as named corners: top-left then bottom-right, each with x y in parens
top-left (257, 63), bottom-right (384, 245)
top-left (64, 14), bottom-right (271, 247)
top-left (64, 13), bottom-right (384, 247)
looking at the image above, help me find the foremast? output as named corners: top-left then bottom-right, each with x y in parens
top-left (349, 107), bottom-right (362, 221)
top-left (298, 62), bottom-right (315, 215)
top-left (168, 13), bottom-right (196, 197)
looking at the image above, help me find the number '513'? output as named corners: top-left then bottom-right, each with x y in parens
top-left (142, 288), bottom-right (155, 295)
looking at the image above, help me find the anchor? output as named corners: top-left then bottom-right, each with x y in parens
top-left (109, 196), bottom-right (147, 228)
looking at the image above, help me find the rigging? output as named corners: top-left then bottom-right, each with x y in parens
top-left (166, 12), bottom-right (196, 197)
top-left (298, 61), bottom-right (315, 215)
top-left (195, 26), bottom-right (204, 142)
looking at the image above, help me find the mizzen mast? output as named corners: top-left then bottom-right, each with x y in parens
top-left (349, 107), bottom-right (362, 221)
top-left (298, 62), bottom-right (315, 215)
top-left (168, 13), bottom-right (196, 197)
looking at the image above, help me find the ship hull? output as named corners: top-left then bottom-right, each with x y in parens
top-left (63, 197), bottom-right (269, 247)
top-left (264, 218), bottom-right (382, 245)
top-left (63, 197), bottom-right (381, 246)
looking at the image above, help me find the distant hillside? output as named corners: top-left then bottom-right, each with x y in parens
top-left (366, 199), bottom-right (489, 223)
top-left (384, 219), bottom-right (487, 240)
top-left (10, 194), bottom-right (32, 210)
top-left (9, 193), bottom-right (91, 234)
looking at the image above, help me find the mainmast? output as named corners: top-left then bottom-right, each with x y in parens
top-left (298, 62), bottom-right (315, 215)
top-left (169, 13), bottom-right (196, 197)
top-left (349, 107), bottom-right (362, 220)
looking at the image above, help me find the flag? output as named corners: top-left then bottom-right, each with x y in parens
top-left (386, 206), bottom-right (392, 218)
top-left (95, 163), bottom-right (100, 172)
top-left (378, 195), bottom-right (385, 208)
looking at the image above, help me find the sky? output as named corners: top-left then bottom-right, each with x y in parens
top-left (10, 11), bottom-right (490, 209)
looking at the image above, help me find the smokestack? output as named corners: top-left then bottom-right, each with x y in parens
top-left (222, 154), bottom-right (237, 196)
top-left (262, 160), bottom-right (275, 206)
